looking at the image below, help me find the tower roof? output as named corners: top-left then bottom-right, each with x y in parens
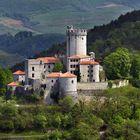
top-left (47, 72), bottom-right (77, 78)
top-left (80, 60), bottom-right (99, 65)
top-left (60, 72), bottom-right (77, 78)
top-left (47, 72), bottom-right (61, 78)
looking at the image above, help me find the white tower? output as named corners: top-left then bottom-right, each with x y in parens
top-left (66, 25), bottom-right (87, 57)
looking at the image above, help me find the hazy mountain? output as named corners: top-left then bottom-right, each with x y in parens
top-left (0, 0), bottom-right (140, 34)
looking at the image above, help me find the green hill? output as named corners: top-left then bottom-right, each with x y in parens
top-left (0, 0), bottom-right (139, 34)
top-left (34, 10), bottom-right (140, 61)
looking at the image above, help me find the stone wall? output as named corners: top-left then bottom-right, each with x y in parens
top-left (111, 80), bottom-right (129, 88)
top-left (77, 82), bottom-right (108, 91)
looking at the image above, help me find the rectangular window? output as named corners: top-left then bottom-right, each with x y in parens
top-left (32, 67), bottom-right (35, 71)
top-left (32, 73), bottom-right (34, 78)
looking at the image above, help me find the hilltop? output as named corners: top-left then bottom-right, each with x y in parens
top-left (0, 0), bottom-right (140, 34)
top-left (35, 10), bottom-right (140, 60)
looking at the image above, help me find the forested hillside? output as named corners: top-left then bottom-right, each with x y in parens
top-left (36, 10), bottom-right (140, 61)
top-left (87, 10), bottom-right (140, 58)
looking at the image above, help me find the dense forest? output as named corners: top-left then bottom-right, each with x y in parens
top-left (0, 86), bottom-right (140, 139)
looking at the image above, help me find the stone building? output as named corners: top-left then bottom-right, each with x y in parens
top-left (66, 26), bottom-right (100, 83)
top-left (44, 72), bottom-right (77, 103)
top-left (13, 70), bottom-right (25, 83)
top-left (80, 61), bottom-right (100, 82)
top-left (25, 57), bottom-right (60, 86)
top-left (46, 72), bottom-right (77, 98)
top-left (66, 25), bottom-right (87, 57)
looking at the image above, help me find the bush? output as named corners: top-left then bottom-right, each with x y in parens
top-left (0, 120), bottom-right (14, 132)
top-left (34, 114), bottom-right (47, 130)
top-left (130, 79), bottom-right (140, 88)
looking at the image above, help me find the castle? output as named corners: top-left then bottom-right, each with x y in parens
top-left (8, 26), bottom-right (104, 103)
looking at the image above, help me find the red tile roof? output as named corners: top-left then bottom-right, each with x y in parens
top-left (13, 70), bottom-right (25, 75)
top-left (47, 72), bottom-right (61, 78)
top-left (80, 61), bottom-right (99, 65)
top-left (8, 82), bottom-right (19, 87)
top-left (47, 72), bottom-right (77, 78)
top-left (37, 57), bottom-right (60, 64)
top-left (68, 55), bottom-right (90, 59)
top-left (60, 72), bottom-right (77, 78)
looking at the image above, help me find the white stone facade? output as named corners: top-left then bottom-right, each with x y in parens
top-left (25, 59), bottom-right (44, 85)
top-left (25, 57), bottom-right (60, 85)
top-left (80, 63), bottom-right (100, 82)
top-left (44, 72), bottom-right (77, 102)
top-left (66, 26), bottom-right (100, 83)
top-left (66, 26), bottom-right (87, 57)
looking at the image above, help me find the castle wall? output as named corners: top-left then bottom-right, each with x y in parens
top-left (77, 82), bottom-right (108, 90)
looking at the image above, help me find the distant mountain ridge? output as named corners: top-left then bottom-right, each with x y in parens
top-left (0, 0), bottom-right (140, 34)
top-left (0, 32), bottom-right (65, 67)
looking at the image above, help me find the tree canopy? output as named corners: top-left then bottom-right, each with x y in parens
top-left (104, 48), bottom-right (131, 80)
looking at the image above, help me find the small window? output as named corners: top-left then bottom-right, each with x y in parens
top-left (48, 65), bottom-right (50, 69)
top-left (44, 65), bottom-right (46, 69)
top-left (82, 37), bottom-right (84, 40)
top-left (32, 67), bottom-right (35, 71)
top-left (51, 80), bottom-right (54, 83)
top-left (87, 75), bottom-right (89, 77)
top-left (72, 80), bottom-right (74, 84)
top-left (32, 73), bottom-right (34, 78)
